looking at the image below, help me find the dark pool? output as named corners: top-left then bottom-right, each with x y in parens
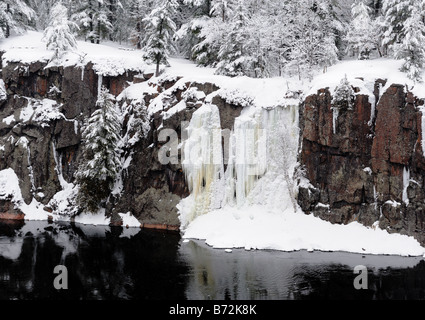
top-left (0, 220), bottom-right (424, 300)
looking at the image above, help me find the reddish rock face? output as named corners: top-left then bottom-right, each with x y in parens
top-left (298, 82), bottom-right (425, 245)
top-left (0, 200), bottom-right (25, 220)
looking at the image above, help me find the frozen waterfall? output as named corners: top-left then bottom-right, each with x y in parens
top-left (178, 103), bottom-right (299, 229)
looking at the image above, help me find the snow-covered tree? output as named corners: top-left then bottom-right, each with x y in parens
top-left (0, 0), bottom-right (35, 38)
top-left (394, 7), bottom-right (425, 82)
top-left (72, 0), bottom-right (113, 44)
top-left (382, 0), bottom-right (425, 81)
top-left (43, 2), bottom-right (78, 64)
top-left (288, 0), bottom-right (339, 79)
top-left (76, 86), bottom-right (122, 212)
top-left (381, 0), bottom-right (411, 50)
top-left (215, 0), bottom-right (251, 77)
top-left (183, 0), bottom-right (213, 17)
top-left (345, 0), bottom-right (382, 59)
top-left (183, 17), bottom-right (222, 65)
top-left (332, 75), bottom-right (355, 110)
top-left (210, 0), bottom-right (235, 22)
top-left (128, 0), bottom-right (153, 49)
top-left (143, 0), bottom-right (179, 76)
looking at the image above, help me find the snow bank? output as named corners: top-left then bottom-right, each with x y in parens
top-left (183, 205), bottom-right (425, 257)
top-left (118, 212), bottom-right (142, 228)
top-left (0, 31), bottom-right (148, 76)
top-left (0, 168), bottom-right (49, 221)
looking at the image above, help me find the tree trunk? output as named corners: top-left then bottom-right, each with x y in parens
top-left (96, 1), bottom-right (101, 44)
top-left (156, 61), bottom-right (160, 77)
top-left (136, 21), bottom-right (142, 50)
top-left (5, 4), bottom-right (10, 38)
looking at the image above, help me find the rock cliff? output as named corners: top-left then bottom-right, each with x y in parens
top-left (298, 80), bottom-right (425, 245)
top-left (1, 56), bottom-right (425, 246)
top-left (0, 56), bottom-right (241, 230)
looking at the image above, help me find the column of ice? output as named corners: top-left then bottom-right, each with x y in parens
top-left (181, 104), bottom-right (224, 225)
top-left (228, 109), bottom-right (267, 207)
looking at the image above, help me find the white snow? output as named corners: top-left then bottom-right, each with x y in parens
top-left (19, 98), bottom-right (63, 126)
top-left (0, 79), bottom-right (6, 101)
top-left (2, 115), bottom-right (15, 125)
top-left (183, 205), bottom-right (425, 257)
top-left (2, 32), bottom-right (425, 257)
top-left (0, 168), bottom-right (50, 221)
top-left (308, 58), bottom-right (425, 100)
top-left (0, 31), bottom-right (148, 76)
top-left (118, 212), bottom-right (141, 228)
top-left (73, 208), bottom-right (110, 226)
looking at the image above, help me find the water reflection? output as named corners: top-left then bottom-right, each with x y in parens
top-left (180, 240), bottom-right (425, 300)
top-left (0, 220), bottom-right (424, 300)
top-left (0, 220), bottom-right (187, 300)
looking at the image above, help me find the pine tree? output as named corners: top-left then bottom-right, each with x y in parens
top-left (332, 75), bottom-right (355, 110)
top-left (215, 0), bottom-right (251, 77)
top-left (288, 0), bottom-right (339, 79)
top-left (128, 0), bottom-right (154, 49)
top-left (143, 0), bottom-right (179, 77)
top-left (395, 6), bottom-right (425, 82)
top-left (76, 86), bottom-right (122, 212)
top-left (210, 0), bottom-right (235, 22)
top-left (0, 0), bottom-right (35, 38)
top-left (382, 0), bottom-right (425, 81)
top-left (382, 0), bottom-right (411, 49)
top-left (345, 0), bottom-right (382, 59)
top-left (43, 2), bottom-right (78, 64)
top-left (72, 0), bottom-right (113, 44)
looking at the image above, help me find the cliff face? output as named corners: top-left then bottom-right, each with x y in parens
top-left (0, 57), bottom-right (241, 229)
top-left (2, 57), bottom-right (425, 245)
top-left (298, 81), bottom-right (425, 245)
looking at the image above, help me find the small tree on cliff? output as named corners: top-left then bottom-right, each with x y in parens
top-left (143, 0), bottom-right (179, 77)
top-left (76, 86), bottom-right (122, 212)
top-left (43, 2), bottom-right (79, 64)
top-left (332, 75), bottom-right (355, 110)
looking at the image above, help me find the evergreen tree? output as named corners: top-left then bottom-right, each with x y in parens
top-left (332, 74), bottom-right (355, 110)
top-left (143, 0), bottom-right (179, 76)
top-left (0, 0), bottom-right (35, 38)
top-left (215, 0), bottom-right (251, 77)
top-left (288, 0), bottom-right (339, 79)
top-left (210, 0), bottom-right (235, 22)
top-left (43, 2), bottom-right (78, 64)
top-left (382, 0), bottom-right (425, 81)
top-left (345, 0), bottom-right (382, 59)
top-left (128, 0), bottom-right (154, 49)
top-left (72, 0), bottom-right (113, 44)
top-left (76, 86), bottom-right (122, 212)
top-left (381, 0), bottom-right (411, 49)
top-left (394, 6), bottom-right (425, 82)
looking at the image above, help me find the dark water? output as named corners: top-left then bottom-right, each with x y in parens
top-left (0, 220), bottom-right (425, 300)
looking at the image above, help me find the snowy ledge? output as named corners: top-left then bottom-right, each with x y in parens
top-left (182, 205), bottom-right (425, 257)
top-left (0, 168), bottom-right (142, 229)
top-left (0, 31), bottom-right (151, 77)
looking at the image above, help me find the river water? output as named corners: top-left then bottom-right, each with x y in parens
top-left (0, 220), bottom-right (424, 300)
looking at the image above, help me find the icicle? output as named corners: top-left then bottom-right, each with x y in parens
top-left (81, 66), bottom-right (85, 81)
top-left (402, 166), bottom-right (410, 206)
top-left (181, 103), bottom-right (224, 224)
top-left (332, 107), bottom-right (339, 134)
top-left (97, 74), bottom-right (103, 98)
top-left (179, 102), bottom-right (300, 227)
